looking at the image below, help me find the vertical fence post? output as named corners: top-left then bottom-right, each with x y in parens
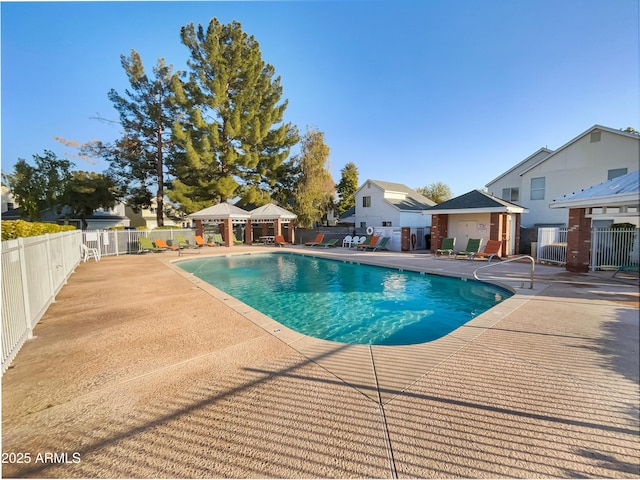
top-left (17, 238), bottom-right (33, 338)
top-left (45, 233), bottom-right (56, 305)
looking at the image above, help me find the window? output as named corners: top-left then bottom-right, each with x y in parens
top-left (608, 168), bottom-right (628, 180)
top-left (501, 187), bottom-right (519, 203)
top-left (362, 196), bottom-right (371, 207)
top-left (360, 222), bottom-right (367, 229)
top-left (530, 177), bottom-right (545, 200)
top-left (382, 221), bottom-right (392, 227)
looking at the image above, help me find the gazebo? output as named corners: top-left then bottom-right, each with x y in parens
top-left (188, 203), bottom-right (251, 247)
top-left (249, 204), bottom-right (297, 244)
top-left (188, 202), bottom-right (297, 247)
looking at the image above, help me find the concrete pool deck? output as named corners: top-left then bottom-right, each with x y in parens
top-left (2, 246), bottom-right (639, 478)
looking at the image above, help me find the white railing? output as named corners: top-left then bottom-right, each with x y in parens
top-left (537, 227), bottom-right (568, 265)
top-left (82, 228), bottom-right (196, 256)
top-left (591, 228), bottom-right (639, 270)
top-left (473, 255), bottom-right (535, 289)
top-left (537, 226), bottom-right (639, 270)
top-left (2, 230), bottom-right (82, 373)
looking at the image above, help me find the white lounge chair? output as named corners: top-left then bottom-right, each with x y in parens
top-left (342, 235), bottom-right (353, 247)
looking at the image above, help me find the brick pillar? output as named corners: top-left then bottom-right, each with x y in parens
top-left (223, 219), bottom-right (233, 247)
top-left (431, 214), bottom-right (448, 252)
top-left (195, 220), bottom-right (204, 238)
top-left (566, 208), bottom-right (591, 272)
top-left (245, 219), bottom-right (253, 245)
top-left (274, 218), bottom-right (282, 237)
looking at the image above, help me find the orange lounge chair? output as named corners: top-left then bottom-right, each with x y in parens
top-left (154, 239), bottom-right (180, 251)
top-left (194, 235), bottom-right (217, 247)
top-left (470, 240), bottom-right (502, 262)
top-left (274, 235), bottom-right (290, 247)
top-left (305, 234), bottom-right (324, 246)
top-left (356, 235), bottom-right (378, 250)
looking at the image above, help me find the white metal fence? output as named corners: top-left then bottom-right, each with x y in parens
top-left (2, 230), bottom-right (82, 373)
top-left (537, 226), bottom-right (639, 270)
top-left (591, 228), bottom-right (639, 270)
top-left (82, 228), bottom-right (196, 256)
top-left (537, 227), bottom-right (568, 265)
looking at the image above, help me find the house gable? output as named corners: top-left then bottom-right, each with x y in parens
top-left (485, 124), bottom-right (640, 227)
top-left (354, 179), bottom-right (434, 228)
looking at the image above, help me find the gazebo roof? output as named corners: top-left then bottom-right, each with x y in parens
top-left (250, 203), bottom-right (297, 223)
top-left (187, 203), bottom-right (251, 222)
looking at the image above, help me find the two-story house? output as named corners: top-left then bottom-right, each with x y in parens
top-left (353, 180), bottom-right (434, 251)
top-left (486, 125), bottom-right (640, 228)
top-left (354, 180), bottom-right (434, 230)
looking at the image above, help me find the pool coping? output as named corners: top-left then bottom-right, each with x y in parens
top-left (166, 248), bottom-right (547, 405)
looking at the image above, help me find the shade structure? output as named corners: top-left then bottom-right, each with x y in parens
top-left (249, 203), bottom-right (297, 223)
top-left (187, 203), bottom-right (251, 224)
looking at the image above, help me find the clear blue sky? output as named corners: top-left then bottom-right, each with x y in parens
top-left (2, 0), bottom-right (638, 197)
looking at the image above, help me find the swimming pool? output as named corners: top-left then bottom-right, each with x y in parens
top-left (177, 252), bottom-right (512, 345)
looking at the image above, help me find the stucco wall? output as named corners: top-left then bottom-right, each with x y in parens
top-left (521, 131), bottom-right (639, 226)
top-left (446, 213), bottom-right (492, 252)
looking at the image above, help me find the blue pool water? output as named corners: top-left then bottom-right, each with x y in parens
top-left (177, 253), bottom-right (512, 345)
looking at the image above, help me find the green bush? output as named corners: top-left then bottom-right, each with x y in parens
top-left (1, 220), bottom-right (76, 241)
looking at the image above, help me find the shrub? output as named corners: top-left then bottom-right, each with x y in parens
top-left (1, 220), bottom-right (76, 241)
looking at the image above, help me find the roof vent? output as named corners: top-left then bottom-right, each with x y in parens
top-left (590, 131), bottom-right (601, 143)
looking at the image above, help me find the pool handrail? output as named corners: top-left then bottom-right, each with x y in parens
top-left (473, 255), bottom-right (535, 289)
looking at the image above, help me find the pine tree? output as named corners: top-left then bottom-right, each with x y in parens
top-left (292, 128), bottom-right (335, 228)
top-left (169, 18), bottom-right (298, 212)
top-left (335, 162), bottom-right (359, 216)
top-left (104, 50), bottom-right (178, 226)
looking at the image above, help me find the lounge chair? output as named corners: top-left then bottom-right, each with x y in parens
top-left (454, 238), bottom-right (481, 260)
top-left (177, 235), bottom-right (198, 248)
top-left (212, 233), bottom-right (225, 246)
top-left (350, 236), bottom-right (366, 249)
top-left (470, 239), bottom-right (502, 262)
top-left (435, 237), bottom-right (455, 258)
top-left (305, 233), bottom-right (324, 246)
top-left (342, 235), bottom-right (353, 248)
top-left (139, 237), bottom-right (165, 253)
top-left (153, 239), bottom-right (180, 251)
top-left (316, 238), bottom-right (339, 248)
top-left (232, 234), bottom-right (244, 245)
top-left (194, 235), bottom-right (217, 247)
top-left (81, 244), bottom-right (101, 261)
top-left (364, 236), bottom-right (390, 252)
top-left (274, 235), bottom-right (290, 247)
top-left (356, 236), bottom-right (378, 250)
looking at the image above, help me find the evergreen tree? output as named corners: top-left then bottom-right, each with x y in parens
top-left (335, 162), bottom-right (359, 216)
top-left (291, 128), bottom-right (335, 228)
top-left (103, 50), bottom-right (178, 226)
top-left (170, 18), bottom-right (298, 212)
